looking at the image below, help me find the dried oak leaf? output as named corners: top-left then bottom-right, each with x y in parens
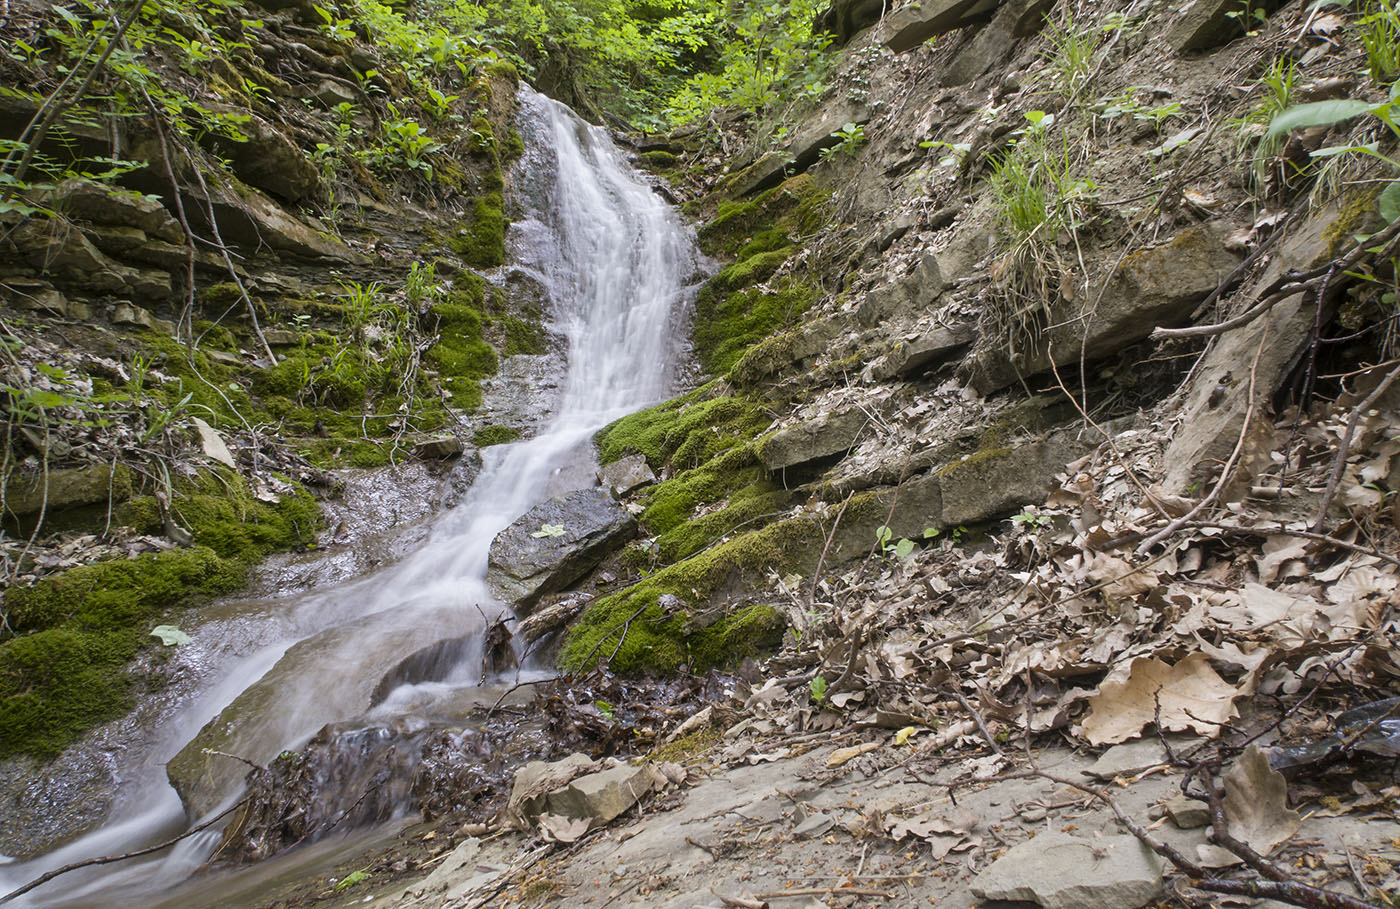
top-left (1081, 653), bottom-right (1242, 745)
top-left (1222, 744), bottom-right (1300, 855)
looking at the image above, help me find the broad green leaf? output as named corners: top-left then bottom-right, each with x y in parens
top-left (530, 523), bottom-right (566, 538)
top-left (151, 625), bottom-right (192, 646)
top-left (894, 538), bottom-right (916, 559)
top-left (1266, 99), bottom-right (1374, 139)
top-left (1379, 180), bottom-right (1400, 224)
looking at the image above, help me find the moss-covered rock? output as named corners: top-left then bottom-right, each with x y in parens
top-left (595, 382), bottom-right (770, 470)
top-left (694, 279), bottom-right (819, 377)
top-left (451, 193), bottom-right (506, 268)
top-left (472, 425), bottom-right (521, 446)
top-left (0, 469), bottom-right (319, 759)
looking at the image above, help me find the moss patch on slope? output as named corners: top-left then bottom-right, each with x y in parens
top-left (0, 469), bottom-right (319, 759)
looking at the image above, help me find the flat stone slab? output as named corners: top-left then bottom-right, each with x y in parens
top-left (971, 830), bottom-right (1164, 909)
top-left (598, 454), bottom-right (656, 497)
top-left (757, 408), bottom-right (873, 473)
top-left (487, 487), bottom-right (636, 609)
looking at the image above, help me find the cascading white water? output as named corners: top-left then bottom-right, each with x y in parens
top-left (0, 87), bottom-right (699, 908)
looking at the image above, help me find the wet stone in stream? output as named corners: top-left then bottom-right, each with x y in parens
top-left (215, 673), bottom-right (727, 865)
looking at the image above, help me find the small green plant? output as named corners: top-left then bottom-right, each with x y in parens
top-left (818, 121), bottom-right (866, 160)
top-left (595, 700), bottom-right (616, 719)
top-left (809, 675), bottom-right (828, 704)
top-left (1357, 0), bottom-right (1400, 83)
top-left (1224, 0), bottom-right (1269, 34)
top-left (875, 524), bottom-right (939, 559)
top-left (1232, 57), bottom-right (1299, 196)
top-left (335, 869), bottom-right (371, 891)
top-left (1040, 15), bottom-right (1100, 100)
top-left (1267, 80), bottom-right (1400, 220)
top-left (531, 523), bottom-right (567, 538)
top-left (1010, 506), bottom-right (1051, 528)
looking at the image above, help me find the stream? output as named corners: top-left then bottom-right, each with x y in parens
top-left (0, 86), bottom-right (701, 907)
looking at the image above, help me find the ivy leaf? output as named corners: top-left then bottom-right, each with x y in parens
top-left (894, 538), bottom-right (916, 559)
top-left (150, 625), bottom-right (192, 646)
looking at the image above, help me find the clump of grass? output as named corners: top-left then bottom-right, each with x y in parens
top-left (984, 111), bottom-right (1096, 360)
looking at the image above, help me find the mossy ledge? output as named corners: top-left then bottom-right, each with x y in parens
top-left (0, 469), bottom-right (319, 759)
top-left (558, 513), bottom-right (825, 674)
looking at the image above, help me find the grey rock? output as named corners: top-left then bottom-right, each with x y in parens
top-left (310, 78), bottom-right (357, 106)
top-left (487, 487), bottom-right (637, 609)
top-left (598, 454), bottom-right (656, 497)
top-left (52, 179), bottom-right (184, 243)
top-left (83, 224), bottom-right (147, 256)
top-left (963, 224), bottom-right (1241, 394)
top-left (11, 220), bottom-right (139, 294)
top-left (207, 177), bottom-right (367, 263)
top-left (815, 0), bottom-right (887, 46)
top-left (757, 408), bottom-right (872, 472)
top-left (3, 463), bottom-right (133, 518)
top-left (882, 0), bottom-right (993, 53)
top-left (507, 753), bottom-right (599, 823)
top-left (264, 329), bottom-right (301, 346)
top-left (112, 302), bottom-right (159, 330)
top-left (1160, 203), bottom-right (1341, 495)
top-left (545, 762), bottom-right (662, 827)
top-left (970, 830), bottom-right (1163, 909)
top-left (1165, 794), bottom-right (1210, 829)
top-left (204, 349), bottom-right (243, 367)
top-left (1166, 0), bottom-right (1279, 53)
top-left (937, 430), bottom-right (1087, 526)
top-left (412, 435), bottom-right (463, 460)
top-left (1084, 739), bottom-right (1170, 781)
top-left (793, 809), bottom-right (837, 838)
top-left (943, 0), bottom-right (1058, 86)
top-left (211, 112), bottom-right (322, 203)
top-left (1, 281), bottom-right (68, 317)
top-left (870, 324), bottom-right (974, 381)
top-left (857, 251), bottom-right (944, 328)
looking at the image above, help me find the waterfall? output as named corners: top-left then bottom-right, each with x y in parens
top-left (0, 86), bottom-right (699, 908)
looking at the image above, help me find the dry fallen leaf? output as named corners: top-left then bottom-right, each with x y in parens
top-left (1081, 653), bottom-right (1243, 745)
top-left (1221, 744), bottom-right (1301, 855)
top-left (827, 741), bottom-right (880, 767)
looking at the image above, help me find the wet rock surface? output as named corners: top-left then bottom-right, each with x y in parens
top-left (486, 487), bottom-right (637, 609)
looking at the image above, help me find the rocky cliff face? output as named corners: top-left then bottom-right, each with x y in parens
top-left (553, 0), bottom-right (1400, 686)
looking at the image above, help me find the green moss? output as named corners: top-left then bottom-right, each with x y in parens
top-left (0, 469), bottom-right (319, 758)
top-left (483, 59), bottom-right (520, 84)
top-left (1322, 188), bottom-right (1382, 260)
top-left (425, 298), bottom-right (498, 405)
top-left (559, 517), bottom-right (817, 673)
top-left (937, 446), bottom-right (1013, 480)
top-left (450, 193), bottom-right (506, 268)
top-left (501, 127), bottom-right (525, 161)
top-left (639, 150), bottom-right (680, 172)
top-left (694, 279), bottom-right (818, 376)
top-left (472, 425), bottom-right (520, 446)
top-left (595, 383), bottom-right (769, 470)
top-left (494, 314), bottom-right (547, 356)
top-left (648, 726), bottom-right (720, 763)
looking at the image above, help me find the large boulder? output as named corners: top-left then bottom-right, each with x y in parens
top-left (167, 604), bottom-right (484, 818)
top-left (51, 179), bottom-right (184, 243)
top-left (3, 463), bottom-right (133, 519)
top-left (210, 113), bottom-right (322, 204)
top-left (486, 487), bottom-right (637, 609)
top-left (943, 0), bottom-right (1059, 85)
